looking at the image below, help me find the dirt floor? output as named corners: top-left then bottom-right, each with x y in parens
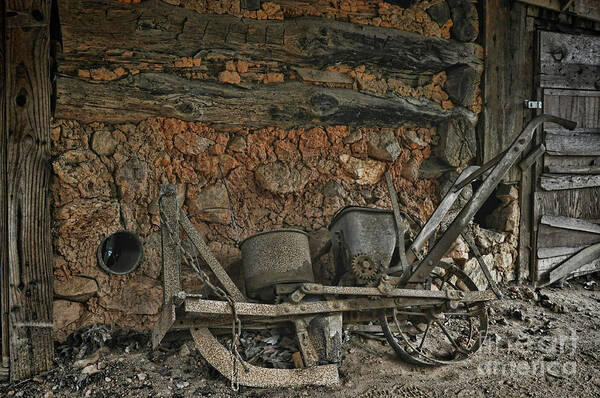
top-left (2, 277), bottom-right (600, 398)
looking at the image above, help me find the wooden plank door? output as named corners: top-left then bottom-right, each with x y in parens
top-left (532, 30), bottom-right (600, 283)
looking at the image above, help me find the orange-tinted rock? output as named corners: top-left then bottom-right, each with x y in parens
top-left (219, 70), bottom-right (241, 84)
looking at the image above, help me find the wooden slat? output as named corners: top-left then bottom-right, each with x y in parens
top-left (537, 246), bottom-right (587, 259)
top-left (537, 224), bottom-right (600, 248)
top-left (516, 0), bottom-right (600, 22)
top-left (540, 174), bottom-right (600, 190)
top-left (5, 0), bottom-right (54, 381)
top-left (547, 165), bottom-right (600, 174)
top-left (545, 131), bottom-right (600, 156)
top-left (544, 154), bottom-right (599, 169)
top-left (537, 254), bottom-right (570, 272)
top-left (548, 243), bottom-right (600, 284)
top-left (539, 31), bottom-right (600, 90)
top-left (540, 215), bottom-right (600, 234)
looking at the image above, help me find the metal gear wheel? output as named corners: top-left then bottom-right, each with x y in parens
top-left (351, 253), bottom-right (379, 283)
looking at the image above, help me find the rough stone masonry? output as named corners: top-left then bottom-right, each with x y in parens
top-left (49, 0), bottom-right (517, 341)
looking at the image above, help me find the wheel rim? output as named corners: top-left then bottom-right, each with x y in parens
top-left (379, 262), bottom-right (488, 366)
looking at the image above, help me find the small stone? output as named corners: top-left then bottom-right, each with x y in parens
top-left (427, 1), bottom-right (451, 25)
top-left (53, 300), bottom-right (84, 342)
top-left (115, 158), bottom-right (148, 203)
top-left (105, 377), bottom-right (112, 382)
top-left (343, 129), bottom-right (362, 144)
top-left (178, 343), bottom-right (191, 357)
top-left (448, 0), bottom-right (479, 42)
top-left (54, 276), bottom-right (98, 302)
top-left (187, 183), bottom-right (231, 224)
top-left (91, 130), bottom-right (117, 156)
top-left (176, 380), bottom-right (190, 389)
top-left (323, 180), bottom-right (345, 197)
top-left (219, 70), bottom-right (241, 85)
top-left (228, 135), bottom-right (246, 152)
top-left (473, 225), bottom-right (505, 249)
top-left (255, 161), bottom-right (311, 194)
top-left (137, 373), bottom-right (147, 381)
top-left (400, 157), bottom-right (420, 182)
top-left (367, 128), bottom-right (401, 161)
top-left (43, 392), bottom-right (54, 398)
top-left (339, 154), bottom-right (386, 185)
top-left (496, 184), bottom-right (519, 204)
top-left (445, 236), bottom-right (469, 265)
top-left (81, 364), bottom-right (101, 375)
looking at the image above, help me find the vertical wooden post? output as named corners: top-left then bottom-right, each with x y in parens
top-left (4, 0), bottom-right (54, 381)
top-left (1, 0), bottom-right (10, 371)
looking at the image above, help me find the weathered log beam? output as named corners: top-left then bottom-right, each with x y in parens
top-left (55, 0), bottom-right (482, 127)
top-left (55, 73), bottom-right (475, 127)
top-left (58, 0), bottom-right (483, 74)
top-left (5, 0), bottom-right (54, 381)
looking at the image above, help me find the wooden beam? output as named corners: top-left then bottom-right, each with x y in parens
top-left (5, 0), bottom-right (54, 381)
top-left (55, 74), bottom-right (474, 128)
top-left (54, 0), bottom-right (482, 128)
top-left (540, 174), bottom-right (600, 190)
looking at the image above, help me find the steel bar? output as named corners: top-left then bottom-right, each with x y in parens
top-left (299, 283), bottom-right (462, 299)
top-left (184, 292), bottom-right (495, 318)
top-left (461, 231), bottom-right (503, 299)
top-left (179, 210), bottom-right (245, 302)
top-left (452, 150), bottom-right (507, 193)
top-left (385, 171), bottom-right (408, 271)
top-left (519, 144), bottom-right (545, 171)
top-left (404, 115), bottom-right (576, 284)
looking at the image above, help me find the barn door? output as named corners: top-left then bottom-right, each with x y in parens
top-left (532, 31), bottom-right (600, 284)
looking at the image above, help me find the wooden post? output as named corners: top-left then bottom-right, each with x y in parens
top-left (1, 0), bottom-right (10, 371)
top-left (3, 0), bottom-right (54, 381)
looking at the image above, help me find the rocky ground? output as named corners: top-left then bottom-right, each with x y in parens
top-left (3, 277), bottom-right (600, 398)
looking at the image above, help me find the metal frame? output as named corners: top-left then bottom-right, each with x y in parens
top-left (150, 114), bottom-right (575, 389)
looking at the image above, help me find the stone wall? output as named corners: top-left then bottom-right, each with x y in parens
top-left (50, 0), bottom-right (494, 340)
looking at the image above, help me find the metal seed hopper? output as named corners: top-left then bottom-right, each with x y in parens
top-left (151, 115), bottom-right (575, 389)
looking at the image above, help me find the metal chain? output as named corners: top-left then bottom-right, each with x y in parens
top-left (158, 196), bottom-right (246, 391)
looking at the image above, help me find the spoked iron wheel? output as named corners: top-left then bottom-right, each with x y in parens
top-left (379, 262), bottom-right (488, 365)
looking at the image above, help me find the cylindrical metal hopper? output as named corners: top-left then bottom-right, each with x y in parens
top-left (240, 229), bottom-right (314, 301)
